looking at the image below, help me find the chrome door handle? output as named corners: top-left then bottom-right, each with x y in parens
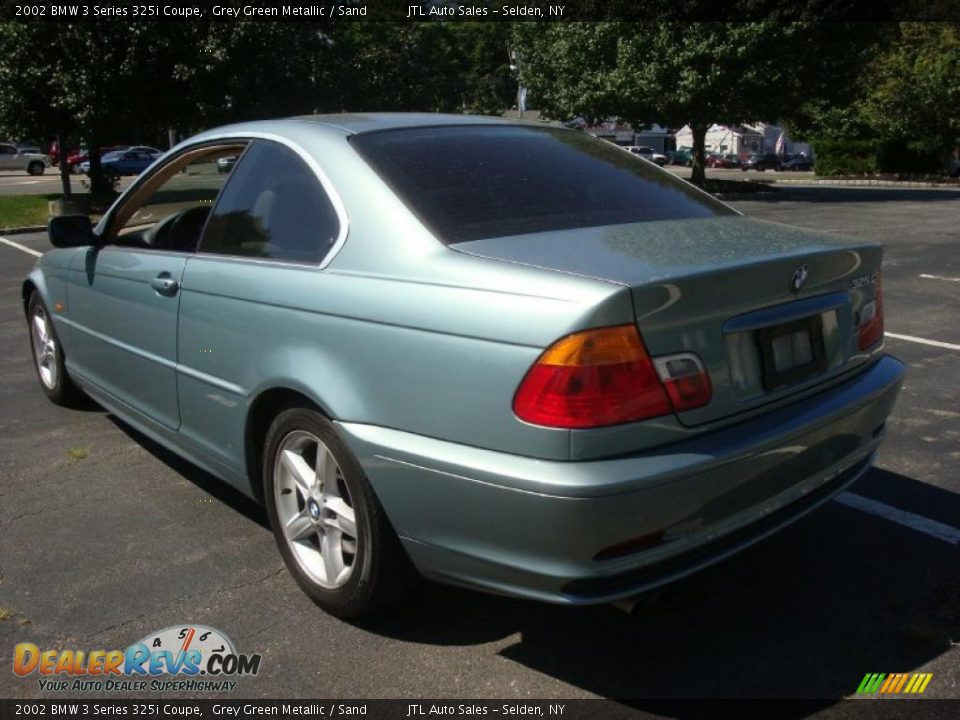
top-left (150, 274), bottom-right (179, 296)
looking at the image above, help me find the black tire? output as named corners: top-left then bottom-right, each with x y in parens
top-left (27, 161), bottom-right (45, 176)
top-left (263, 406), bottom-right (418, 618)
top-left (27, 292), bottom-right (84, 406)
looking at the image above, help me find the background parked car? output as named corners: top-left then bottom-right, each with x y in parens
top-left (217, 155), bottom-right (239, 173)
top-left (666, 148), bottom-right (694, 166)
top-left (77, 149), bottom-right (158, 178)
top-left (69, 145), bottom-right (162, 173)
top-left (68, 146), bottom-right (127, 173)
top-left (0, 142), bottom-right (50, 175)
top-left (741, 153), bottom-right (783, 171)
top-left (625, 145), bottom-right (667, 166)
top-left (706, 153), bottom-right (742, 169)
top-left (781, 155), bottom-right (815, 171)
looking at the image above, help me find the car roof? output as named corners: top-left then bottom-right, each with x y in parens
top-left (189, 113), bottom-right (552, 143)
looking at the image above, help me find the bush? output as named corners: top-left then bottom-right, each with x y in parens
top-left (810, 138), bottom-right (878, 176)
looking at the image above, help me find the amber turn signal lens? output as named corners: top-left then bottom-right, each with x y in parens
top-left (513, 325), bottom-right (672, 429)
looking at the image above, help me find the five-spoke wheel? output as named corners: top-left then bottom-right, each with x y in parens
top-left (263, 406), bottom-right (417, 617)
top-left (274, 430), bottom-right (358, 589)
top-left (27, 292), bottom-right (82, 406)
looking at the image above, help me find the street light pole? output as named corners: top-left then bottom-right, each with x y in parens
top-left (508, 47), bottom-right (525, 119)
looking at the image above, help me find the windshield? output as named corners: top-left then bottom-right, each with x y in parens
top-left (351, 125), bottom-right (735, 244)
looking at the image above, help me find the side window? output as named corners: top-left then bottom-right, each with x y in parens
top-left (199, 141), bottom-right (340, 264)
top-left (0, 144), bottom-right (16, 155)
top-left (113, 145), bottom-right (244, 252)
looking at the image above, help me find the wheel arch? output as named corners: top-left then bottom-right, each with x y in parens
top-left (244, 386), bottom-right (333, 505)
top-left (22, 279), bottom-right (39, 316)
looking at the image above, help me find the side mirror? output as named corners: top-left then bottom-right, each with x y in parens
top-left (48, 214), bottom-right (95, 248)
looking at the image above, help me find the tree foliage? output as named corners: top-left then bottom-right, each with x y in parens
top-left (787, 22), bottom-right (960, 174)
top-left (862, 23), bottom-right (960, 165)
top-left (514, 22), bottom-right (881, 184)
top-left (0, 22), bottom-right (514, 195)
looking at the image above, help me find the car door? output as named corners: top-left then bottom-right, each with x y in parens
top-left (63, 145), bottom-right (239, 430)
top-left (175, 139), bottom-right (343, 476)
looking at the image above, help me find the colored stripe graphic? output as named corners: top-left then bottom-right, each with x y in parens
top-left (857, 672), bottom-right (932, 694)
top-left (857, 673), bottom-right (886, 693)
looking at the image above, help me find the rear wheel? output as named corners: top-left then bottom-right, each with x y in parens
top-left (27, 293), bottom-right (83, 406)
top-left (27, 161), bottom-right (44, 176)
top-left (263, 406), bottom-right (417, 617)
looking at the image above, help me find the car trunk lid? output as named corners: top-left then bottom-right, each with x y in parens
top-left (454, 216), bottom-right (884, 427)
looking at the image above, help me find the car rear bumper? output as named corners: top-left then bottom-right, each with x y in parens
top-left (338, 355), bottom-right (904, 604)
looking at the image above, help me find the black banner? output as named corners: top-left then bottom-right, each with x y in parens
top-left (3, 0), bottom-right (960, 23)
top-left (2, 699), bottom-right (960, 720)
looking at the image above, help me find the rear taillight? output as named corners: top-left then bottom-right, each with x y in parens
top-left (653, 353), bottom-right (712, 412)
top-left (513, 325), bottom-right (711, 429)
top-left (858, 273), bottom-right (884, 350)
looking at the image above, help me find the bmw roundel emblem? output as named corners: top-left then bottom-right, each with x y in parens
top-left (791, 264), bottom-right (809, 293)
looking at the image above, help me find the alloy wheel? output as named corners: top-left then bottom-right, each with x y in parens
top-left (273, 430), bottom-right (358, 589)
top-left (31, 306), bottom-right (58, 390)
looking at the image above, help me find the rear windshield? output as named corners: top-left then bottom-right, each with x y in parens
top-left (351, 125), bottom-right (734, 244)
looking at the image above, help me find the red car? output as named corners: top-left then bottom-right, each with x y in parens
top-left (47, 141), bottom-right (78, 167)
top-left (67, 145), bottom-right (129, 173)
top-left (706, 153), bottom-right (742, 169)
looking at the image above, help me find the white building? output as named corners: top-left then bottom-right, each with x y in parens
top-left (673, 123), bottom-right (813, 158)
top-left (673, 124), bottom-right (763, 157)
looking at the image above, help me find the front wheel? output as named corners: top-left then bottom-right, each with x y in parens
top-left (27, 293), bottom-right (83, 406)
top-left (27, 161), bottom-right (45, 176)
top-left (263, 406), bottom-right (417, 617)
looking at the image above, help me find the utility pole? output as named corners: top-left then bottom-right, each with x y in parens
top-left (508, 47), bottom-right (525, 119)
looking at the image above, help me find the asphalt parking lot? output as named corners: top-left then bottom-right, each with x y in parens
top-left (0, 186), bottom-right (958, 706)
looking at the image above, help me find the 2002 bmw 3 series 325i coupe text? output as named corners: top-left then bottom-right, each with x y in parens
top-left (25, 114), bottom-right (904, 617)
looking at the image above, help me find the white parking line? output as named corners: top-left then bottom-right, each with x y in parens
top-left (834, 492), bottom-right (960, 545)
top-left (886, 332), bottom-right (960, 352)
top-left (919, 273), bottom-right (960, 283)
top-left (0, 236), bottom-right (43, 257)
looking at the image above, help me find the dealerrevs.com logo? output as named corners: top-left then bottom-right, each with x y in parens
top-left (13, 625), bottom-right (262, 692)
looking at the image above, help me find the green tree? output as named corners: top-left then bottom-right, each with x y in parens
top-left (862, 22), bottom-right (960, 169)
top-left (0, 22), bottom-right (213, 194)
top-left (0, 21), bottom-right (515, 198)
top-left (515, 22), bottom-right (879, 185)
top-left (338, 23), bottom-right (513, 114)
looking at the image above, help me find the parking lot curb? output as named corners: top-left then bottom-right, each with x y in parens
top-left (0, 225), bottom-right (47, 235)
top-left (773, 178), bottom-right (960, 189)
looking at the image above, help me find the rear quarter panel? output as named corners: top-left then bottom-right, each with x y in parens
top-left (175, 249), bottom-right (630, 478)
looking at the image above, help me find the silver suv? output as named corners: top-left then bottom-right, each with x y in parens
top-left (0, 142), bottom-right (50, 175)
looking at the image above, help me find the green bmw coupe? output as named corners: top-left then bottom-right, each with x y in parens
top-left (24, 114), bottom-right (903, 617)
